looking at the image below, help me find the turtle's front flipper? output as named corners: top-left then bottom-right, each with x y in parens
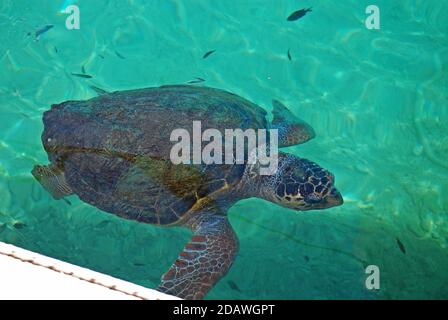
top-left (157, 214), bottom-right (238, 299)
top-left (32, 164), bottom-right (73, 200)
top-left (271, 99), bottom-right (315, 147)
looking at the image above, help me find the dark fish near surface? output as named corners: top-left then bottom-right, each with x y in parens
top-left (287, 8), bottom-right (312, 21)
top-left (71, 73), bottom-right (93, 79)
top-left (90, 85), bottom-right (109, 95)
top-left (81, 65), bottom-right (86, 74)
top-left (203, 50), bottom-right (216, 59)
top-left (187, 77), bottom-right (205, 84)
top-left (287, 49), bottom-right (292, 61)
top-left (396, 238), bottom-right (406, 254)
top-left (227, 280), bottom-right (241, 292)
top-left (35, 24), bottom-right (54, 39)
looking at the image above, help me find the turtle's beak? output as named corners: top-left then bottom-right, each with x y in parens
top-left (325, 188), bottom-right (344, 207)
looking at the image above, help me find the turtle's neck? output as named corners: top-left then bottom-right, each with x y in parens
top-left (236, 162), bottom-right (279, 202)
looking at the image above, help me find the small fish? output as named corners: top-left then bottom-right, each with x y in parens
top-left (396, 238), bottom-right (406, 254)
top-left (13, 221), bottom-right (27, 229)
top-left (90, 85), bottom-right (109, 96)
top-left (287, 49), bottom-right (292, 61)
top-left (98, 54), bottom-right (105, 59)
top-left (54, 46), bottom-right (58, 53)
top-left (202, 50), bottom-right (216, 59)
top-left (35, 24), bottom-right (54, 39)
top-left (63, 198), bottom-right (72, 205)
top-left (115, 51), bottom-right (126, 59)
top-left (81, 65), bottom-right (86, 74)
top-left (287, 7), bottom-right (312, 21)
top-left (19, 111), bottom-right (30, 119)
top-left (71, 73), bottom-right (93, 79)
top-left (304, 255), bottom-right (310, 262)
top-left (133, 262), bottom-right (145, 267)
top-left (187, 77), bottom-right (205, 84)
top-left (227, 280), bottom-right (241, 292)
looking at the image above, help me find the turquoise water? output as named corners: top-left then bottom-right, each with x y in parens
top-left (0, 0), bottom-right (447, 299)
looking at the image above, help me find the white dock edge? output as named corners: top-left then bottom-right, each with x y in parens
top-left (0, 241), bottom-right (180, 300)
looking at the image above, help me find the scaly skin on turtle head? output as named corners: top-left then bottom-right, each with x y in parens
top-left (243, 152), bottom-right (343, 211)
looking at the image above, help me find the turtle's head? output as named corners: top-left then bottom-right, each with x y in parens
top-left (259, 153), bottom-right (343, 211)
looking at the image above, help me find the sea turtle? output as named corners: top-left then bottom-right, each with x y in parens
top-left (32, 85), bottom-right (343, 299)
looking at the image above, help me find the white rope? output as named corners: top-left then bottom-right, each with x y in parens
top-left (0, 241), bottom-right (180, 300)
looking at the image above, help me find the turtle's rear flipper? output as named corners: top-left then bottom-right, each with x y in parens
top-left (32, 164), bottom-right (73, 200)
top-left (157, 214), bottom-right (238, 299)
top-left (271, 99), bottom-right (315, 147)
